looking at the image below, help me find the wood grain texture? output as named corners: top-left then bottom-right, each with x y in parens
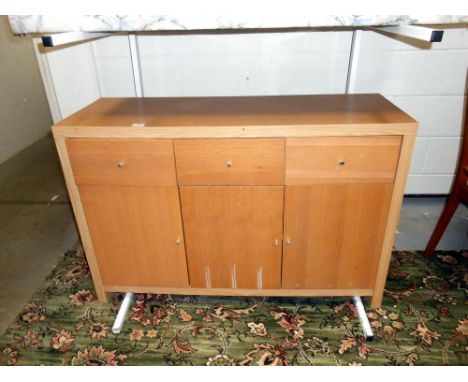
top-left (180, 186), bottom-right (284, 289)
top-left (371, 133), bottom-right (417, 308)
top-left (55, 95), bottom-right (416, 129)
top-left (51, 94), bottom-right (417, 305)
top-left (54, 137), bottom-right (109, 302)
top-left (286, 136), bottom-right (401, 184)
top-left (174, 139), bottom-right (284, 185)
top-left (53, 124), bottom-right (417, 139)
top-left (52, 95), bottom-right (417, 139)
top-left (79, 186), bottom-right (189, 287)
top-left (103, 285), bottom-right (373, 297)
top-left (282, 184), bottom-right (393, 290)
top-left (67, 139), bottom-right (176, 186)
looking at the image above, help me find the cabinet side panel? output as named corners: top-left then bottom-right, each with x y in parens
top-left (371, 132), bottom-right (417, 308)
top-left (53, 136), bottom-right (108, 302)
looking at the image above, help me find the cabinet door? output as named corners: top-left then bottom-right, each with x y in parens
top-left (282, 184), bottom-right (393, 289)
top-left (180, 186), bottom-right (283, 289)
top-left (80, 186), bottom-right (189, 288)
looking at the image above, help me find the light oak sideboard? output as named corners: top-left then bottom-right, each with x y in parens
top-left (52, 94), bottom-right (417, 308)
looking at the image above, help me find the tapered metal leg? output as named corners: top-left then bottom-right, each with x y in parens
top-left (353, 296), bottom-right (374, 340)
top-left (112, 292), bottom-right (135, 334)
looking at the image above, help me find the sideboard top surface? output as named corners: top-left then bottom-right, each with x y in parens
top-left (55, 94), bottom-right (416, 129)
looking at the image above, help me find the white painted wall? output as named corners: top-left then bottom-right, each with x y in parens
top-left (138, 32), bottom-right (352, 96)
top-left (91, 35), bottom-right (136, 97)
top-left (351, 29), bottom-right (468, 194)
top-left (35, 29), bottom-right (468, 194)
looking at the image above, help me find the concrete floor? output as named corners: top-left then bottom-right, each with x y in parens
top-left (0, 135), bottom-right (77, 335)
top-left (0, 135), bottom-right (466, 336)
top-left (396, 196), bottom-right (468, 250)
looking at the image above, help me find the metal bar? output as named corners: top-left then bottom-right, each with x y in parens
top-left (41, 32), bottom-right (112, 47)
top-left (345, 29), bottom-right (362, 94)
top-left (128, 34), bottom-right (144, 97)
top-left (353, 296), bottom-right (374, 340)
top-left (89, 41), bottom-right (103, 99)
top-left (112, 292), bottom-right (135, 335)
top-left (373, 25), bottom-right (444, 43)
top-left (32, 37), bottom-right (62, 123)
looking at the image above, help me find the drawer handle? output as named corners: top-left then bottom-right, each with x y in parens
top-left (285, 238), bottom-right (292, 246)
top-left (116, 161), bottom-right (126, 169)
top-left (175, 238), bottom-right (181, 245)
top-left (226, 160), bottom-right (233, 168)
top-left (338, 159), bottom-right (345, 166)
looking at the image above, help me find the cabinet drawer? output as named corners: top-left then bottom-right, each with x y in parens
top-left (286, 136), bottom-right (401, 184)
top-left (174, 139), bottom-right (285, 185)
top-left (67, 139), bottom-right (176, 186)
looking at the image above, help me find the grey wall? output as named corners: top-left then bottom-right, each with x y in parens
top-left (0, 17), bottom-right (52, 164)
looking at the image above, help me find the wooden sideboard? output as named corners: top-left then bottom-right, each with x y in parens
top-left (52, 94), bottom-right (417, 308)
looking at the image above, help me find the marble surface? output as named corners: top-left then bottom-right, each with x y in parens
top-left (8, 15), bottom-right (468, 34)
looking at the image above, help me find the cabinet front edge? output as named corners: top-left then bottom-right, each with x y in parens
top-left (51, 123), bottom-right (417, 139)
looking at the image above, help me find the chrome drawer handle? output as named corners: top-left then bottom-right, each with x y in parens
top-left (338, 159), bottom-right (345, 166)
top-left (226, 160), bottom-right (233, 168)
top-left (117, 161), bottom-right (126, 169)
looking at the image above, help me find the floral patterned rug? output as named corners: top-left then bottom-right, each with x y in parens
top-left (0, 248), bottom-right (466, 366)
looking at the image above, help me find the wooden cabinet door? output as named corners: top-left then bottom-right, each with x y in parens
top-left (80, 186), bottom-right (189, 288)
top-left (282, 184), bottom-right (393, 290)
top-left (180, 186), bottom-right (283, 289)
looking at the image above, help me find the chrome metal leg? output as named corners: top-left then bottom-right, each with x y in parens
top-left (353, 296), bottom-right (374, 340)
top-left (112, 292), bottom-right (135, 334)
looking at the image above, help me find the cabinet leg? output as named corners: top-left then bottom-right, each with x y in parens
top-left (353, 296), bottom-right (374, 341)
top-left (95, 290), bottom-right (111, 303)
top-left (370, 292), bottom-right (383, 309)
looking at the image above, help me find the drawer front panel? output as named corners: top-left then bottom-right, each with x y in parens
top-left (286, 136), bottom-right (401, 184)
top-left (67, 139), bottom-right (176, 186)
top-left (174, 139), bottom-right (285, 185)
